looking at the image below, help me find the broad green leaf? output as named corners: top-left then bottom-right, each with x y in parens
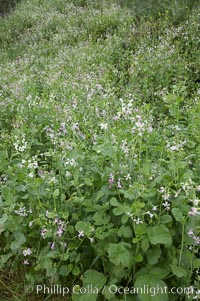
top-left (135, 223), bottom-right (146, 236)
top-left (53, 189), bottom-right (59, 198)
top-left (172, 208), bottom-right (183, 222)
top-left (93, 211), bottom-right (110, 225)
top-left (83, 269), bottom-right (107, 290)
top-left (193, 259), bottom-right (200, 269)
top-left (160, 215), bottom-right (173, 224)
top-left (134, 253), bottom-right (143, 262)
top-left (134, 275), bottom-right (168, 301)
top-left (147, 225), bottom-right (172, 247)
top-left (147, 246), bottom-right (161, 265)
top-left (10, 232), bottom-right (26, 250)
top-left (38, 257), bottom-right (52, 270)
top-left (113, 207), bottom-right (124, 216)
top-left (141, 237), bottom-right (150, 252)
top-left (170, 265), bottom-right (187, 278)
top-left (72, 270), bottom-right (106, 301)
top-left (0, 214), bottom-right (7, 225)
top-left (110, 265), bottom-right (126, 281)
top-left (59, 265), bottom-right (70, 276)
top-left (0, 253), bottom-right (13, 268)
top-left (85, 177), bottom-right (93, 186)
top-left (117, 225), bottom-right (132, 238)
top-left (132, 201), bottom-right (145, 213)
top-left (110, 198), bottom-right (120, 207)
top-left (72, 293), bottom-right (97, 301)
top-left (149, 267), bottom-right (169, 279)
top-left (108, 243), bottom-right (133, 268)
top-left (75, 221), bottom-right (92, 236)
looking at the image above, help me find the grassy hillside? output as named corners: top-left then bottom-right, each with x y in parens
top-left (0, 0), bottom-right (200, 300)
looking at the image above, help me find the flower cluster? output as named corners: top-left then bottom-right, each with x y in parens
top-left (14, 206), bottom-right (32, 217)
top-left (13, 134), bottom-right (28, 152)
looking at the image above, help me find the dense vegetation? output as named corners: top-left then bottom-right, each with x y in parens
top-left (0, 0), bottom-right (200, 300)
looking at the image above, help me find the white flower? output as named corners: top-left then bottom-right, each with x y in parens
top-left (23, 248), bottom-right (32, 256)
top-left (15, 206), bottom-right (28, 217)
top-left (78, 231), bottom-right (85, 238)
top-left (65, 159), bottom-right (78, 167)
top-left (196, 185), bottom-right (200, 192)
top-left (125, 173), bottom-right (131, 181)
top-left (191, 199), bottom-right (199, 206)
top-left (146, 211), bottom-right (154, 218)
top-left (162, 201), bottom-right (171, 211)
top-left (65, 171), bottom-right (71, 177)
top-left (134, 218), bottom-right (143, 224)
top-left (159, 187), bottom-right (165, 193)
top-left (99, 123), bottom-right (108, 130)
top-left (23, 260), bottom-right (30, 265)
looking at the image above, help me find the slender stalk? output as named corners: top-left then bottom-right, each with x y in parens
top-left (0, 279), bottom-right (21, 301)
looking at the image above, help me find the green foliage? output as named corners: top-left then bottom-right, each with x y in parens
top-left (0, 0), bottom-right (200, 300)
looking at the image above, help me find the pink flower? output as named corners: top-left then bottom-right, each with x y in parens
top-left (41, 228), bottom-right (47, 238)
top-left (188, 229), bottom-right (194, 237)
top-left (188, 207), bottom-right (198, 216)
top-left (109, 173), bottom-right (115, 188)
top-left (57, 226), bottom-right (64, 237)
top-left (194, 237), bottom-right (200, 244)
top-left (49, 242), bottom-right (55, 250)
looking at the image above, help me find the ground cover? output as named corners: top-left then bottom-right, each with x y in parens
top-left (0, 0), bottom-right (200, 300)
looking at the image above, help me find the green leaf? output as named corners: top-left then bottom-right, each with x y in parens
top-left (113, 207), bottom-right (124, 216)
top-left (193, 259), bottom-right (200, 269)
top-left (0, 224), bottom-right (5, 234)
top-left (108, 243), bottom-right (133, 268)
top-left (132, 201), bottom-right (145, 213)
top-left (85, 177), bottom-right (93, 186)
top-left (135, 223), bottom-right (146, 236)
top-left (147, 246), bottom-right (161, 265)
top-left (121, 214), bottom-right (129, 224)
top-left (38, 257), bottom-right (52, 270)
top-left (0, 253), bottom-right (13, 268)
top-left (75, 221), bottom-right (92, 236)
top-left (93, 211), bottom-right (110, 225)
top-left (149, 267), bottom-right (169, 279)
top-left (10, 231), bottom-right (26, 250)
top-left (160, 215), bottom-right (173, 224)
top-left (172, 208), bottom-right (183, 222)
top-left (59, 265), bottom-right (70, 276)
top-left (110, 198), bottom-right (120, 207)
top-left (117, 225), bottom-right (132, 238)
top-left (53, 189), bottom-right (59, 198)
top-left (0, 214), bottom-right (7, 225)
top-left (141, 237), bottom-right (150, 252)
top-left (134, 253), bottom-right (143, 262)
top-left (72, 270), bottom-right (107, 301)
top-left (83, 269), bottom-right (107, 290)
top-left (72, 293), bottom-right (97, 301)
top-left (170, 265), bottom-right (187, 278)
top-left (147, 225), bottom-right (172, 247)
top-left (134, 275), bottom-right (168, 301)
top-left (102, 284), bottom-right (115, 300)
